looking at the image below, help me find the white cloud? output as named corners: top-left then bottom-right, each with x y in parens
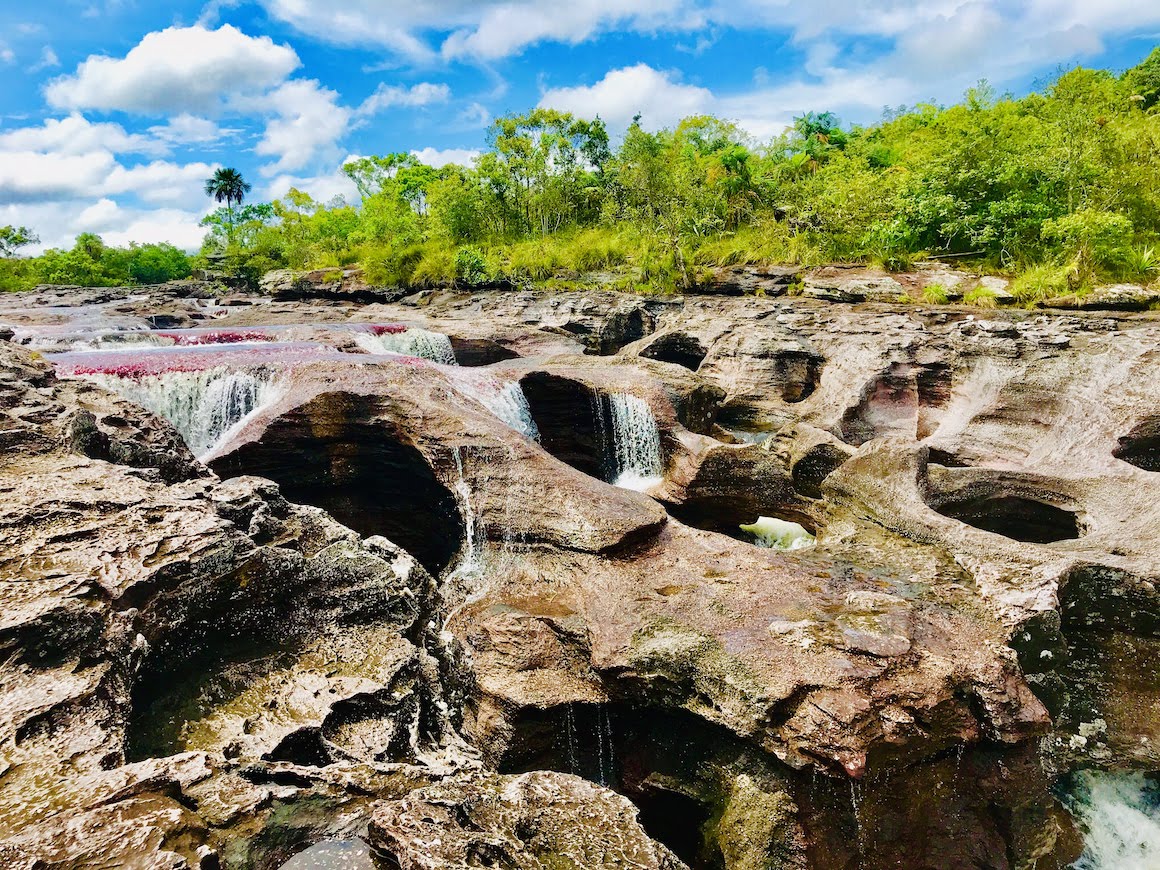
top-left (45, 25), bottom-right (300, 114)
top-left (0, 114), bottom-right (166, 157)
top-left (104, 160), bottom-right (218, 208)
top-left (255, 0), bottom-right (689, 59)
top-left (539, 63), bottom-right (712, 130)
top-left (28, 46), bottom-right (60, 73)
top-left (252, 79), bottom-right (353, 175)
top-left (0, 42), bottom-right (14, 65)
top-left (457, 102), bottom-right (492, 129)
top-left (147, 114), bottom-right (224, 146)
top-left (358, 82), bottom-right (451, 115)
top-left (263, 166), bottom-right (360, 204)
top-left (411, 146), bottom-right (481, 168)
top-left (440, 0), bottom-right (682, 60)
top-left (0, 151), bottom-right (116, 203)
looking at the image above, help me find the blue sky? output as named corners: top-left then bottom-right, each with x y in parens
top-left (1, 0), bottom-right (1158, 250)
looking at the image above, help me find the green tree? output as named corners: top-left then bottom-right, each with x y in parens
top-left (0, 225), bottom-right (38, 257)
top-left (204, 167), bottom-right (253, 239)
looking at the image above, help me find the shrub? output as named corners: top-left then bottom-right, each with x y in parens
top-left (1010, 263), bottom-right (1073, 302)
top-left (454, 245), bottom-right (489, 284)
top-left (922, 282), bottom-right (950, 304)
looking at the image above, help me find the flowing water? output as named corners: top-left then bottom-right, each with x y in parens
top-left (86, 367), bottom-right (285, 458)
top-left (740, 516), bottom-right (816, 550)
top-left (1064, 771), bottom-right (1160, 870)
top-left (602, 393), bottom-right (664, 491)
top-left (354, 327), bottom-right (457, 365)
top-left (449, 371), bottom-right (539, 439)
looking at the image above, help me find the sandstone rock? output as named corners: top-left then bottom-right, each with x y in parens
top-left (367, 771), bottom-right (688, 870)
top-left (1040, 282), bottom-right (1160, 311)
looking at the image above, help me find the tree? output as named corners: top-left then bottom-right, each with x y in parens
top-left (0, 225), bottom-right (38, 257)
top-left (1124, 46), bottom-right (1160, 110)
top-left (204, 168), bottom-right (253, 239)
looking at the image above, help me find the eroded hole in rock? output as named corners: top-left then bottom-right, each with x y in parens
top-left (127, 632), bottom-right (296, 762)
top-left (498, 703), bottom-right (734, 869)
top-left (926, 448), bottom-right (970, 468)
top-left (841, 362), bottom-right (952, 446)
top-left (935, 495), bottom-right (1081, 543)
top-left (521, 375), bottom-right (664, 489)
top-left (775, 350), bottom-right (824, 403)
top-left (639, 332), bottom-right (708, 371)
top-left (520, 373), bottom-right (605, 478)
top-left (791, 443), bottom-right (850, 499)
top-left (448, 336), bottom-right (520, 367)
top-left (211, 393), bottom-right (463, 574)
top-left (1113, 416), bottom-right (1160, 471)
top-left (597, 307), bottom-right (654, 355)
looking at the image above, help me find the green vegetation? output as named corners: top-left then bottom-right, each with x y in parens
top-left (0, 230), bottom-right (192, 291)
top-left (4, 51), bottom-right (1160, 300)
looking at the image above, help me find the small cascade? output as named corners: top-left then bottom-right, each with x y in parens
top-left (449, 446), bottom-right (485, 581)
top-left (86, 367), bottom-right (284, 458)
top-left (449, 371), bottom-right (539, 440)
top-left (739, 516), bottom-right (816, 551)
top-left (1064, 771), bottom-right (1160, 870)
top-left (355, 328), bottom-right (457, 365)
top-left (600, 392), bottom-right (663, 491)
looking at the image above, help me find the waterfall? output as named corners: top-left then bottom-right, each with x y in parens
top-left (355, 328), bottom-right (457, 365)
top-left (86, 367), bottom-right (284, 459)
top-left (603, 393), bottom-right (664, 491)
top-left (740, 516), bottom-right (816, 550)
top-left (448, 446), bottom-right (485, 581)
top-left (449, 371), bottom-right (539, 440)
top-left (1064, 771), bottom-right (1160, 870)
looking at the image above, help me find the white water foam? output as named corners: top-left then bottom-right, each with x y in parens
top-left (606, 393), bottom-right (663, 491)
top-left (87, 367), bottom-right (285, 458)
top-left (449, 371), bottom-right (539, 440)
top-left (1065, 771), bottom-right (1160, 870)
top-left (740, 516), bottom-right (816, 550)
top-left (354, 328), bottom-right (457, 365)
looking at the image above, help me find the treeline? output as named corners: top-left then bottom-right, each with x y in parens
top-left (5, 47), bottom-right (1160, 301)
top-left (0, 230), bottom-right (192, 290)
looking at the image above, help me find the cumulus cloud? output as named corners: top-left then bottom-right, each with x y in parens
top-left (262, 166), bottom-right (360, 204)
top-left (28, 46), bottom-right (60, 73)
top-left (0, 114), bottom-right (166, 157)
top-left (357, 82), bottom-right (451, 115)
top-left (0, 151), bottom-right (116, 203)
top-left (539, 64), bottom-right (712, 130)
top-left (45, 25), bottom-right (300, 114)
top-left (411, 146), bottom-right (482, 167)
top-left (147, 114), bottom-right (225, 146)
top-left (104, 160), bottom-right (218, 208)
top-left (251, 79), bottom-right (353, 175)
top-left (255, 0), bottom-right (689, 59)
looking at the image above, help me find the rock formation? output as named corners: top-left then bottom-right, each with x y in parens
top-left (0, 276), bottom-right (1156, 868)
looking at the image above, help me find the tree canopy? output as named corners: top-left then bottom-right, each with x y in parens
top-left (5, 49), bottom-right (1160, 301)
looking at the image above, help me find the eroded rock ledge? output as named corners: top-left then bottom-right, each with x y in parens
top-left (1, 283), bottom-right (1157, 869)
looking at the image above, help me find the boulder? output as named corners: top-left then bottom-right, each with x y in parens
top-left (367, 771), bottom-right (688, 870)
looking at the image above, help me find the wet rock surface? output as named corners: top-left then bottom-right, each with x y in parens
top-left (0, 280), bottom-right (1157, 867)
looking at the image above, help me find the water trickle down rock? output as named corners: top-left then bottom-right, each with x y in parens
top-left (448, 370), bottom-right (540, 440)
top-left (599, 392), bottom-right (664, 492)
top-left (355, 327), bottom-right (457, 365)
top-left (739, 516), bottom-right (816, 551)
top-left (86, 366), bottom-right (285, 458)
top-left (1062, 771), bottom-right (1160, 870)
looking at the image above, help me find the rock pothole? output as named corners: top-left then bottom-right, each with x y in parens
top-left (212, 392), bottom-right (465, 575)
top-left (1113, 416), bottom-right (1160, 471)
top-left (639, 332), bottom-right (709, 372)
top-left (934, 494), bottom-right (1082, 543)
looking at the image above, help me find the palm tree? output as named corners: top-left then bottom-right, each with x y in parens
top-left (204, 168), bottom-right (252, 240)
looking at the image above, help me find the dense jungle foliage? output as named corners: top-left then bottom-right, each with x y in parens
top-left (4, 48), bottom-right (1160, 301)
